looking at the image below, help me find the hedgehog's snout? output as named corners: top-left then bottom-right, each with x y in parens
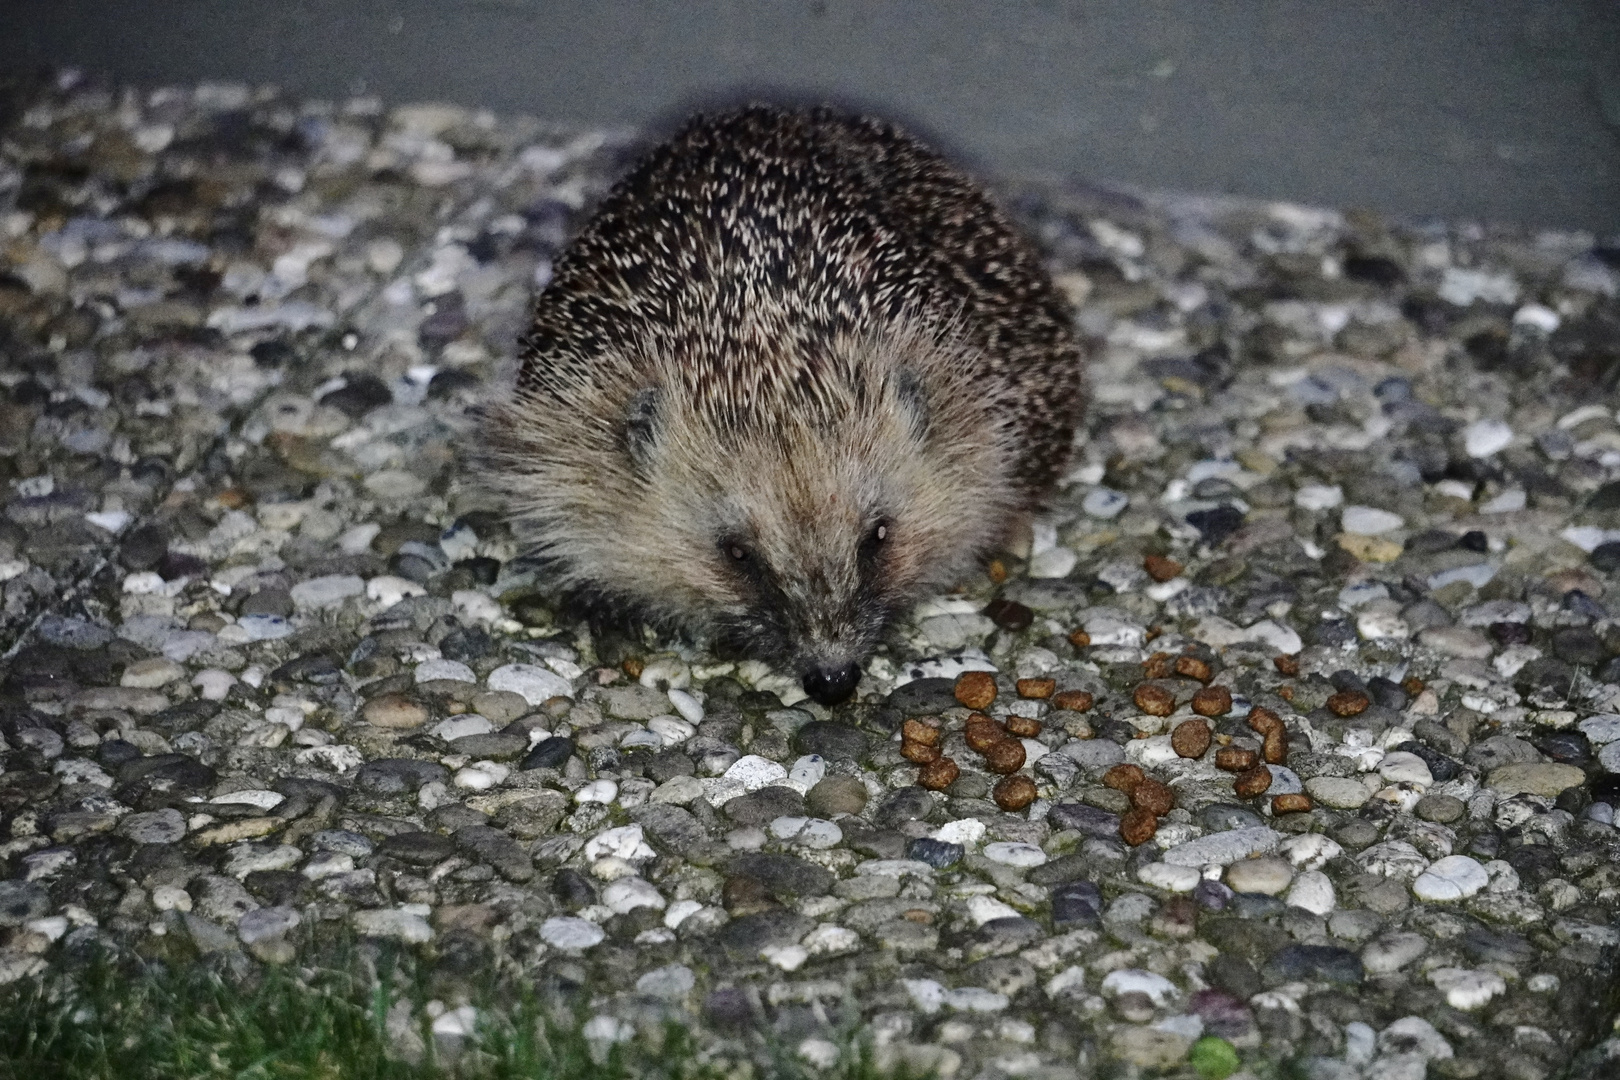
top-left (801, 661), bottom-right (861, 706)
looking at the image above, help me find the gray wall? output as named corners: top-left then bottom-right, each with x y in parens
top-left (3, 1), bottom-right (1618, 232)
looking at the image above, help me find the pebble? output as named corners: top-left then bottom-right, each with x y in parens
top-left (982, 842), bottom-right (1047, 868)
top-left (1377, 751), bottom-right (1433, 786)
top-left (1341, 506), bottom-right (1403, 535)
top-left (362, 694), bottom-right (429, 729)
top-left (1463, 418), bottom-right (1513, 458)
top-left (1285, 870), bottom-right (1336, 915)
top-left (1429, 967), bottom-right (1506, 1010)
top-left (1412, 855), bottom-right (1489, 901)
top-left (1486, 762), bottom-right (1584, 797)
top-left (602, 877), bottom-right (665, 913)
top-left (1305, 777), bottom-right (1371, 809)
top-left (120, 657), bottom-right (184, 688)
top-left (1162, 827), bottom-right (1280, 867)
top-left (1138, 863), bottom-right (1201, 892)
top-left (1082, 488), bottom-right (1129, 519)
top-left (540, 916), bottom-right (605, 950)
top-left (487, 663), bottom-right (573, 704)
top-left (1100, 969), bottom-right (1177, 1007)
top-left (415, 658), bottom-right (476, 684)
top-left (289, 574), bottom-right (364, 610)
top-left (352, 909), bottom-right (434, 943)
top-left (1225, 858), bottom-right (1293, 895)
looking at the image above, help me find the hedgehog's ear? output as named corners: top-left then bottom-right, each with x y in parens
top-left (895, 367), bottom-right (930, 442)
top-left (624, 387), bottom-right (662, 473)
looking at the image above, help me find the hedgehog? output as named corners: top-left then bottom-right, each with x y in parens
top-left (485, 105), bottom-right (1085, 706)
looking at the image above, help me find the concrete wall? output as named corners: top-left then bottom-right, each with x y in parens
top-left (3, 1), bottom-right (1617, 232)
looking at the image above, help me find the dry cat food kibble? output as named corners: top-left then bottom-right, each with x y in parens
top-left (1131, 777), bottom-right (1175, 816)
top-left (1171, 718), bottom-right (1212, 758)
top-left (1067, 629), bottom-right (1091, 649)
top-left (900, 740), bottom-right (941, 764)
top-left (1191, 685), bottom-right (1232, 716)
top-left (964, 716), bottom-right (1007, 752)
top-left (1247, 707), bottom-right (1283, 736)
top-left (1143, 553), bottom-right (1183, 581)
top-left (954, 671), bottom-right (998, 710)
top-left (1274, 654), bottom-right (1300, 676)
top-left (1234, 764), bottom-right (1274, 798)
top-left (1051, 690), bottom-right (1094, 713)
top-left (1262, 726), bottom-right (1289, 764)
top-left (1015, 677), bottom-right (1055, 699)
top-left (1102, 763), bottom-right (1147, 793)
top-left (1119, 807), bottom-right (1158, 846)
top-left (1216, 747), bottom-right (1260, 772)
top-left (992, 774), bottom-right (1037, 811)
top-left (1133, 683), bottom-right (1176, 716)
top-left (1272, 793), bottom-right (1313, 814)
top-left (981, 738), bottom-right (1027, 774)
top-left (917, 757), bottom-right (960, 791)
top-left (1004, 714), bottom-right (1042, 738)
top-left (901, 718), bottom-right (941, 746)
top-left (1174, 655), bottom-right (1212, 682)
top-left (1326, 690), bottom-right (1371, 717)
top-left (1141, 652), bottom-right (1173, 679)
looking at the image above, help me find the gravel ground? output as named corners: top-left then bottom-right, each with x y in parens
top-left (3, 73), bottom-right (1620, 1079)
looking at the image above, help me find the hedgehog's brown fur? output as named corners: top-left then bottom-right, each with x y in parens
top-left (485, 105), bottom-right (1085, 704)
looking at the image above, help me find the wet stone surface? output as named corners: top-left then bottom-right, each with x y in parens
top-left (0, 72), bottom-right (1619, 1079)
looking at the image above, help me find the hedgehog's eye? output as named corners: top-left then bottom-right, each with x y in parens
top-left (861, 520), bottom-right (889, 556)
top-left (873, 523), bottom-right (888, 543)
top-left (725, 541), bottom-right (750, 562)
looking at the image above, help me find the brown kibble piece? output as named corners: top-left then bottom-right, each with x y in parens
top-left (621, 657), bottom-right (645, 679)
top-left (1052, 690), bottom-right (1094, 713)
top-left (1262, 726), bottom-right (1288, 765)
top-left (1171, 718), bottom-right (1212, 759)
top-left (1272, 793), bottom-right (1313, 815)
top-left (1246, 707), bottom-right (1283, 736)
top-left (1277, 686), bottom-right (1295, 701)
top-left (1102, 763), bottom-right (1146, 793)
top-left (954, 671), bottom-right (997, 710)
top-left (917, 756), bottom-right (960, 791)
top-left (1133, 683), bottom-right (1176, 717)
top-left (984, 598), bottom-right (1034, 631)
top-left (1131, 777), bottom-right (1175, 816)
top-left (1174, 655), bottom-right (1212, 682)
top-left (993, 774), bottom-right (1038, 811)
top-left (1234, 764), bottom-right (1273, 798)
top-left (1143, 554), bottom-right (1183, 582)
top-left (1402, 676), bottom-right (1425, 696)
top-left (987, 559), bottom-right (1008, 585)
top-left (1016, 677), bottom-right (1055, 700)
top-left (1004, 715), bottom-right (1043, 738)
top-left (964, 717), bottom-right (1007, 753)
top-left (1141, 652), bottom-right (1173, 679)
top-left (900, 740), bottom-right (941, 764)
top-left (1326, 690), bottom-right (1370, 717)
top-left (982, 739), bottom-right (1027, 774)
top-left (1191, 685), bottom-right (1233, 717)
top-left (1067, 629), bottom-right (1091, 649)
top-left (1119, 808), bottom-right (1158, 846)
top-left (1274, 654), bottom-right (1300, 676)
top-left (1215, 746), bottom-right (1259, 772)
top-left (901, 718), bottom-right (941, 746)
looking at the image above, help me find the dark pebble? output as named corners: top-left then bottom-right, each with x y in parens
top-left (719, 910), bottom-right (815, 954)
top-left (319, 373), bottom-right (392, 418)
top-left (1504, 844), bottom-right (1560, 887)
top-left (1344, 254), bottom-right (1405, 286)
top-left (455, 556), bottom-right (502, 585)
top-left (872, 786), bottom-right (935, 829)
top-left (1193, 879), bottom-right (1234, 911)
top-left (1457, 530), bottom-right (1489, 553)
top-left (723, 786), bottom-right (805, 826)
top-left (1490, 621), bottom-right (1532, 646)
top-left (905, 837), bottom-right (963, 869)
top-left (1207, 954), bottom-right (1263, 1000)
top-left (0, 880), bottom-right (50, 926)
top-left (1462, 926), bottom-right (1536, 965)
top-left (1553, 627), bottom-right (1609, 666)
top-left (1230, 894), bottom-right (1286, 920)
top-left (270, 654), bottom-right (342, 687)
top-left (118, 524), bottom-right (169, 571)
top-left (355, 758), bottom-right (450, 794)
top-left (1392, 741), bottom-right (1461, 782)
top-left (96, 739), bottom-right (143, 770)
top-left (728, 853), bottom-right (833, 897)
top-left (1590, 775), bottom-right (1620, 804)
top-left (983, 598), bottom-right (1034, 631)
top-left (250, 340), bottom-right (297, 368)
top-left (243, 870), bottom-right (312, 907)
top-left (453, 824), bottom-right (534, 882)
top-left (1591, 541), bottom-right (1620, 573)
top-left (118, 753), bottom-right (217, 793)
top-left (704, 988), bottom-right (755, 1028)
top-left (792, 721), bottom-right (868, 762)
top-left (1051, 880), bottom-right (1103, 926)
top-left (239, 587), bottom-right (294, 618)
top-left (1186, 504), bottom-right (1246, 546)
top-left (1329, 669), bottom-right (1367, 693)
top-left (881, 677), bottom-right (959, 716)
top-left (1264, 944), bottom-right (1363, 986)
top-left (438, 625), bottom-right (493, 661)
top-left (521, 736), bottom-right (575, 770)
top-left (1533, 731), bottom-right (1591, 767)
top-left (551, 868), bottom-right (597, 910)
top-left (1366, 676), bottom-right (1409, 711)
top-left (1048, 802), bottom-right (1123, 839)
top-left (1028, 854), bottom-right (1091, 887)
top-left (378, 830), bottom-right (457, 866)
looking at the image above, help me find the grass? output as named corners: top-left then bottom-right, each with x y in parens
top-left (0, 945), bottom-right (922, 1080)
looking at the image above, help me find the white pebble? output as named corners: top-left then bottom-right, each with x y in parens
top-left (768, 816), bottom-right (842, 849)
top-left (290, 574), bottom-right (364, 611)
top-left (453, 765), bottom-right (505, 790)
top-left (934, 818), bottom-right (987, 847)
top-left (666, 688), bottom-right (704, 724)
top-left (761, 944), bottom-right (808, 971)
top-left (1286, 870), bottom-right (1336, 915)
top-left (797, 1037), bottom-right (840, 1070)
top-left (209, 789), bottom-right (284, 811)
top-left (638, 657), bottom-right (691, 690)
top-left (1029, 546), bottom-right (1078, 578)
top-left (152, 885), bottom-right (192, 912)
top-left (1277, 833), bottom-right (1342, 870)
top-left (366, 575), bottom-right (425, 608)
top-left (193, 669), bottom-right (236, 701)
top-left (430, 715), bottom-right (494, 741)
top-left (663, 899), bottom-right (703, 929)
top-left (721, 754), bottom-right (788, 792)
top-left (1378, 751), bottom-right (1433, 786)
top-left (785, 754), bottom-right (826, 794)
top-left (1100, 969), bottom-right (1177, 1006)
top-left (803, 923), bottom-right (860, 956)
top-left (647, 715), bottom-right (696, 748)
top-left (1341, 505), bottom-right (1403, 535)
top-left (415, 658), bottom-right (476, 684)
top-left (487, 662), bottom-right (572, 704)
top-left (1463, 418), bottom-right (1513, 458)
top-left (1512, 303), bottom-right (1560, 332)
top-left (1082, 487), bottom-right (1129, 519)
top-left (982, 841), bottom-right (1047, 868)
top-left (1412, 855), bottom-right (1489, 901)
top-left (1429, 967), bottom-right (1506, 1010)
top-left (965, 896), bottom-right (1021, 926)
top-left (1138, 863), bottom-right (1201, 892)
top-left (944, 987), bottom-right (1009, 1013)
top-left (540, 916), bottom-right (604, 950)
top-left (585, 824), bottom-right (656, 863)
top-left (603, 877), bottom-right (665, 913)
top-left (450, 589), bottom-right (503, 623)
top-left (574, 779), bottom-right (618, 805)
top-left (1294, 484), bottom-right (1343, 510)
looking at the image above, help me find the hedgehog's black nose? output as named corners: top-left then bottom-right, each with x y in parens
top-left (802, 662), bottom-right (861, 706)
